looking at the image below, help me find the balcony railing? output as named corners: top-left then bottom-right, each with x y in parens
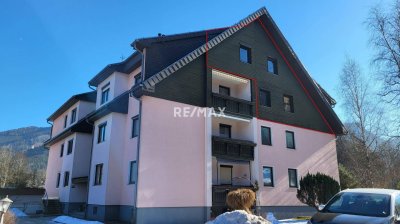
top-left (212, 136), bottom-right (256, 161)
top-left (212, 93), bottom-right (253, 118)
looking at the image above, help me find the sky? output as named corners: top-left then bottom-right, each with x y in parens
top-left (0, 0), bottom-right (392, 131)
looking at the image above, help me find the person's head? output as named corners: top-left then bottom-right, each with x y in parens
top-left (226, 188), bottom-right (256, 214)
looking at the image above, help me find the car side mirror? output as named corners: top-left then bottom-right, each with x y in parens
top-left (318, 204), bottom-right (325, 211)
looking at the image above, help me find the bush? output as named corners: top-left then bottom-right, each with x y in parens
top-left (297, 172), bottom-right (340, 209)
top-left (3, 211), bottom-right (16, 224)
top-left (338, 164), bottom-right (358, 189)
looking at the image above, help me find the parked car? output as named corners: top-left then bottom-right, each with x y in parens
top-left (308, 188), bottom-right (400, 224)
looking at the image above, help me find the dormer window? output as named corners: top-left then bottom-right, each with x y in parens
top-left (101, 83), bottom-right (110, 105)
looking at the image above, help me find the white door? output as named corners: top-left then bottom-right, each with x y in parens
top-left (220, 166), bottom-right (232, 185)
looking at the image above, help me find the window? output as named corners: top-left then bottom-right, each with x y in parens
top-left (239, 45), bottom-right (251, 63)
top-left (56, 173), bottom-right (61, 188)
top-left (70, 108), bottom-right (77, 124)
top-left (267, 58), bottom-right (278, 74)
top-left (263, 166), bottom-right (274, 187)
top-left (64, 115), bottom-right (68, 128)
top-left (395, 195), bottom-right (400, 218)
top-left (101, 83), bottom-right (110, 105)
top-left (67, 139), bottom-right (73, 155)
top-left (129, 161), bottom-right (137, 184)
top-left (94, 164), bottom-right (103, 186)
top-left (286, 131), bottom-right (295, 149)
top-left (219, 85), bottom-right (230, 96)
top-left (131, 117), bottom-right (139, 138)
top-left (98, 123), bottom-right (107, 143)
top-left (134, 74), bottom-right (142, 85)
top-left (219, 124), bottom-right (231, 138)
top-left (283, 95), bottom-right (294, 113)
top-left (261, 126), bottom-right (272, 146)
top-left (259, 90), bottom-right (271, 107)
top-left (288, 169), bottom-right (298, 188)
top-left (219, 165), bottom-right (233, 185)
top-left (60, 144), bottom-right (64, 157)
top-left (63, 171), bottom-right (70, 187)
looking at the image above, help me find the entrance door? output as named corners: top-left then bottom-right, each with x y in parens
top-left (219, 165), bottom-right (232, 185)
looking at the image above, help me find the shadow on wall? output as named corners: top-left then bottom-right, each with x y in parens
top-left (260, 140), bottom-right (338, 206)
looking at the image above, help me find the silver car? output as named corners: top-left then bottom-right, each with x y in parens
top-left (308, 188), bottom-right (400, 224)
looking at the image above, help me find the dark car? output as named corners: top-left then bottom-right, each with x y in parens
top-left (308, 188), bottom-right (400, 224)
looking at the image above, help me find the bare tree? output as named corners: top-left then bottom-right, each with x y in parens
top-left (367, 0), bottom-right (400, 106)
top-left (0, 148), bottom-right (14, 188)
top-left (0, 148), bottom-right (30, 188)
top-left (338, 58), bottom-right (385, 187)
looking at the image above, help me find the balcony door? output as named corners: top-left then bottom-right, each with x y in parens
top-left (219, 165), bottom-right (232, 185)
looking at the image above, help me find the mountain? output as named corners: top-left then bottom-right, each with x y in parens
top-left (0, 126), bottom-right (51, 170)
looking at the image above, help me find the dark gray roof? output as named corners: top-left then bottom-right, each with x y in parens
top-left (134, 29), bottom-right (226, 80)
top-left (47, 91), bottom-right (97, 122)
top-left (44, 118), bottom-right (93, 147)
top-left (86, 91), bottom-right (129, 122)
top-left (130, 7), bottom-right (346, 135)
top-left (133, 29), bottom-right (227, 51)
top-left (88, 51), bottom-right (142, 87)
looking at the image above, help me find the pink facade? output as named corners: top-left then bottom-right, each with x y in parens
top-left (43, 7), bottom-right (343, 223)
top-left (52, 101), bottom-right (95, 136)
top-left (256, 120), bottom-right (339, 206)
top-left (137, 96), bottom-right (206, 208)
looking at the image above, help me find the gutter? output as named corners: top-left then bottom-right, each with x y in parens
top-left (88, 84), bottom-right (96, 91)
top-left (84, 117), bottom-right (95, 219)
top-left (131, 44), bottom-right (146, 224)
top-left (47, 120), bottom-right (53, 140)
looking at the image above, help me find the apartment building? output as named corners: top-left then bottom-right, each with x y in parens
top-left (44, 7), bottom-right (345, 223)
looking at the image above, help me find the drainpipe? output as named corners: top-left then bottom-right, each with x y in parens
top-left (84, 117), bottom-right (95, 219)
top-left (131, 45), bottom-right (146, 224)
top-left (88, 84), bottom-right (96, 91)
top-left (47, 120), bottom-right (53, 138)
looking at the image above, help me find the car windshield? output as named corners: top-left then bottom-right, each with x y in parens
top-left (323, 192), bottom-right (391, 217)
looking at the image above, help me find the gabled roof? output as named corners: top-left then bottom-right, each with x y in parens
top-left (47, 91), bottom-right (97, 122)
top-left (88, 51), bottom-right (142, 87)
top-left (134, 7), bottom-right (266, 89)
top-left (130, 7), bottom-right (346, 135)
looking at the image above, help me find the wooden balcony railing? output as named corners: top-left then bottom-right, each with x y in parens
top-left (212, 93), bottom-right (254, 118)
top-left (212, 136), bottom-right (256, 161)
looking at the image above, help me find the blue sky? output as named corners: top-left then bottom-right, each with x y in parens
top-left (0, 0), bottom-right (390, 131)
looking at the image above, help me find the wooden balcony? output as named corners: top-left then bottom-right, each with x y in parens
top-left (212, 136), bottom-right (256, 161)
top-left (212, 93), bottom-right (254, 118)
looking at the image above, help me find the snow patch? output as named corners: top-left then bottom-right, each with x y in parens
top-left (52, 216), bottom-right (103, 224)
top-left (279, 220), bottom-right (308, 224)
top-left (9, 208), bottom-right (27, 217)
